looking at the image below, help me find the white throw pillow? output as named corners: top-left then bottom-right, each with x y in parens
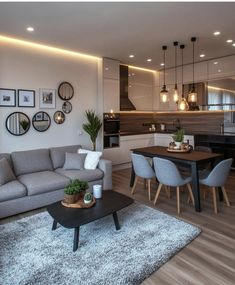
top-left (78, 149), bottom-right (102, 170)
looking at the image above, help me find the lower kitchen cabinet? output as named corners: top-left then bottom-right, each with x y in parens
top-left (154, 133), bottom-right (194, 148)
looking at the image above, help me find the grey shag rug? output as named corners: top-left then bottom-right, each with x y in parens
top-left (0, 203), bottom-right (200, 285)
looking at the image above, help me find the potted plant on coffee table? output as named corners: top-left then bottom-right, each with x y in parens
top-left (83, 192), bottom-right (93, 204)
top-left (64, 180), bottom-right (80, 204)
top-left (172, 129), bottom-right (184, 149)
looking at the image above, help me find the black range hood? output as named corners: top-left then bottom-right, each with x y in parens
top-left (120, 65), bottom-right (136, 111)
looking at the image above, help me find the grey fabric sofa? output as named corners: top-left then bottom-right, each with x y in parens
top-left (0, 145), bottom-right (112, 219)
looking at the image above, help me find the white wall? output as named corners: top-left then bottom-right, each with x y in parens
top-left (0, 41), bottom-right (100, 153)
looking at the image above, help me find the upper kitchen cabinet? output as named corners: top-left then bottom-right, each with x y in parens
top-left (103, 57), bottom-right (120, 79)
top-left (103, 58), bottom-right (120, 112)
top-left (208, 55), bottom-right (235, 79)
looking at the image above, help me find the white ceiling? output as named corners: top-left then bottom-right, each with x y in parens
top-left (0, 2), bottom-right (235, 70)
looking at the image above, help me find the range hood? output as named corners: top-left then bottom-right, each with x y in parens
top-left (120, 65), bottom-right (136, 111)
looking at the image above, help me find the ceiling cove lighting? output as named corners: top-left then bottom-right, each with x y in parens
top-left (188, 37), bottom-right (197, 103)
top-left (213, 31), bottom-right (221, 36)
top-left (173, 41), bottom-right (179, 103)
top-left (0, 35), bottom-right (99, 60)
top-left (127, 65), bottom-right (156, 73)
top-left (160, 45), bottom-right (169, 103)
top-left (26, 27), bottom-right (34, 32)
top-left (178, 44), bottom-right (189, 111)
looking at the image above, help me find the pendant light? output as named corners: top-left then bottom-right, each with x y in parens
top-left (173, 41), bottom-right (179, 103)
top-left (160, 45), bottom-right (169, 103)
top-left (178, 44), bottom-right (189, 111)
top-left (188, 37), bottom-right (197, 103)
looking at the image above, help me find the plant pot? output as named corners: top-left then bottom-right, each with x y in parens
top-left (174, 141), bottom-right (182, 149)
top-left (64, 193), bottom-right (79, 204)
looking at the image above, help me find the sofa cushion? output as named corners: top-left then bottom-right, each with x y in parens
top-left (50, 145), bottom-right (81, 169)
top-left (11, 149), bottom-right (53, 176)
top-left (0, 158), bottom-right (16, 186)
top-left (0, 153), bottom-right (13, 168)
top-left (78, 149), bottom-right (102, 170)
top-left (0, 180), bottom-right (26, 202)
top-left (18, 171), bottom-right (70, 196)
top-left (63, 153), bottom-right (87, 170)
top-left (55, 168), bottom-right (104, 182)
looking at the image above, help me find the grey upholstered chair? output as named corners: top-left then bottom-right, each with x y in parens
top-left (153, 157), bottom-right (195, 214)
top-left (131, 153), bottom-right (155, 200)
top-left (199, 158), bottom-right (232, 214)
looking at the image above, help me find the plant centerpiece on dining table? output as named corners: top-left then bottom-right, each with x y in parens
top-left (172, 128), bottom-right (185, 149)
top-left (64, 179), bottom-right (89, 204)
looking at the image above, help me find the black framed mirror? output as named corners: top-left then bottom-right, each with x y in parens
top-left (6, 112), bottom-right (30, 136)
top-left (32, 111), bottom-right (51, 132)
top-left (54, 111), bottom-right (65, 124)
top-left (58, 81), bottom-right (74, 101)
top-left (62, 101), bottom-right (72, 114)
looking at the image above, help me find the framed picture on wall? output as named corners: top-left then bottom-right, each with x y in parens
top-left (39, 89), bottom-right (56, 109)
top-left (0, 88), bottom-right (16, 107)
top-left (18, 89), bottom-right (35, 107)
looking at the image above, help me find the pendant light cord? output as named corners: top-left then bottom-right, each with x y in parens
top-left (163, 49), bottom-right (166, 86)
top-left (180, 44), bottom-right (185, 98)
top-left (175, 44), bottom-right (177, 86)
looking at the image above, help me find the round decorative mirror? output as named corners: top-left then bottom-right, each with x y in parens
top-left (32, 111), bottom-right (51, 132)
top-left (6, 112), bottom-right (30, 136)
top-left (54, 111), bottom-right (65, 124)
top-left (58, 82), bottom-right (74, 101)
top-left (62, 101), bottom-right (72, 114)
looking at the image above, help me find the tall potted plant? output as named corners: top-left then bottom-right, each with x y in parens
top-left (83, 110), bottom-right (102, 151)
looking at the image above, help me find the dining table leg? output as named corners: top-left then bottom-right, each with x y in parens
top-left (191, 162), bottom-right (201, 212)
top-left (130, 163), bottom-right (135, 187)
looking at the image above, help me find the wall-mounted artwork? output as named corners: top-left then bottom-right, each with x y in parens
top-left (0, 88), bottom-right (16, 107)
top-left (18, 89), bottom-right (35, 107)
top-left (39, 88), bottom-right (56, 109)
top-left (58, 82), bottom-right (74, 101)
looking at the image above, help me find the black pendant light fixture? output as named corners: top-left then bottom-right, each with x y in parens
top-left (178, 44), bottom-right (189, 111)
top-left (188, 37), bottom-right (197, 103)
top-left (160, 45), bottom-right (169, 103)
top-left (173, 41), bottom-right (179, 103)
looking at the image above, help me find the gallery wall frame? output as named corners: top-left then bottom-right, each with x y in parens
top-left (0, 88), bottom-right (16, 107)
top-left (18, 89), bottom-right (35, 107)
top-left (39, 88), bottom-right (56, 109)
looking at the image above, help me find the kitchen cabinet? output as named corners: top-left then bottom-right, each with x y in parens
top-left (103, 133), bottom-right (155, 166)
top-left (154, 133), bottom-right (194, 147)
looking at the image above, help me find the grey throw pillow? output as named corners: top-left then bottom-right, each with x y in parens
top-left (0, 158), bottom-right (16, 186)
top-left (63, 153), bottom-right (87, 170)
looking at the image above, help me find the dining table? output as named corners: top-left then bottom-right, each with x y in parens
top-left (130, 146), bottom-right (224, 212)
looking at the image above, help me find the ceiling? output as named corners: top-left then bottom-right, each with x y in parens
top-left (0, 2), bottom-right (235, 70)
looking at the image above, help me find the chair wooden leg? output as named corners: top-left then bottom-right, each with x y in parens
top-left (212, 187), bottom-right (218, 214)
top-left (147, 179), bottom-right (151, 201)
top-left (144, 179), bottom-right (147, 189)
top-left (203, 189), bottom-right (206, 200)
top-left (187, 183), bottom-right (195, 206)
top-left (154, 183), bottom-right (163, 205)
top-left (177, 186), bottom-right (180, 214)
top-left (164, 185), bottom-right (170, 199)
top-left (131, 176), bottom-right (138, 195)
top-left (221, 186), bottom-right (230, 206)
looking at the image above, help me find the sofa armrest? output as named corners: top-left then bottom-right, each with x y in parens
top-left (98, 159), bottom-right (112, 190)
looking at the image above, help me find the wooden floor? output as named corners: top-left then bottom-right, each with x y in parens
top-left (1, 168), bottom-right (234, 284)
top-left (113, 168), bottom-right (235, 285)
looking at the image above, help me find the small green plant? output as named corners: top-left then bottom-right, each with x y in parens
top-left (82, 110), bottom-right (102, 151)
top-left (172, 129), bottom-right (184, 142)
top-left (77, 180), bottom-right (89, 192)
top-left (84, 192), bottom-right (93, 202)
top-left (64, 179), bottom-right (89, 195)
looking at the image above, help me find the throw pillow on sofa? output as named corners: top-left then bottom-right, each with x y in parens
top-left (0, 158), bottom-right (16, 186)
top-left (63, 153), bottom-right (87, 170)
top-left (78, 149), bottom-right (102, 170)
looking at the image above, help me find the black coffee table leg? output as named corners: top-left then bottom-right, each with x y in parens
top-left (73, 227), bottom-right (80, 252)
top-left (113, 211), bottom-right (120, 230)
top-left (52, 220), bottom-right (57, 231)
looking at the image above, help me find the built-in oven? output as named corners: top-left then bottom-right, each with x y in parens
top-left (103, 113), bottom-right (120, 148)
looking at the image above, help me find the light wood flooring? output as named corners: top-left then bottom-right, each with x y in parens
top-left (113, 168), bottom-right (235, 285)
top-left (1, 168), bottom-right (235, 285)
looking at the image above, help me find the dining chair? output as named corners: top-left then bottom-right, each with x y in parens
top-left (153, 157), bottom-right (195, 214)
top-left (131, 153), bottom-right (156, 200)
top-left (199, 158), bottom-right (232, 214)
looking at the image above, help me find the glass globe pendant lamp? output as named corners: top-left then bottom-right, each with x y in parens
top-left (173, 41), bottom-right (179, 103)
top-left (160, 45), bottom-right (169, 102)
top-left (188, 37), bottom-right (198, 103)
top-left (178, 44), bottom-right (189, 111)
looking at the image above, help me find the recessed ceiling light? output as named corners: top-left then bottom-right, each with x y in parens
top-left (26, 27), bottom-right (34, 32)
top-left (147, 59), bottom-right (152, 62)
top-left (200, 54), bottom-right (205, 58)
top-left (218, 69), bottom-right (222, 73)
top-left (233, 43), bottom-right (235, 47)
top-left (105, 67), bottom-right (109, 70)
top-left (160, 63), bottom-right (165, 66)
top-left (129, 54), bottom-right (135, 58)
top-left (226, 39), bottom-right (233, 43)
top-left (214, 61), bottom-right (218, 65)
top-left (213, 31), bottom-right (220, 36)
